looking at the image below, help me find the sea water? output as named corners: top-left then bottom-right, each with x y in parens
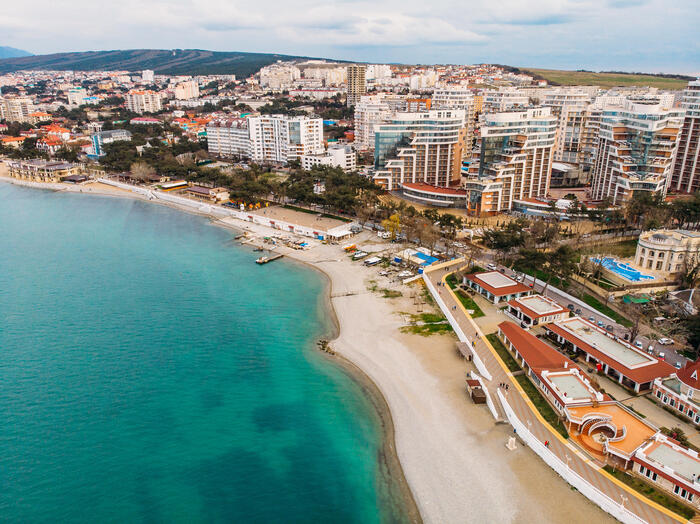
top-left (0, 183), bottom-right (406, 523)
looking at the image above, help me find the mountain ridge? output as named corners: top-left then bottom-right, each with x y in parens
top-left (0, 48), bottom-right (340, 77)
top-left (0, 46), bottom-right (33, 59)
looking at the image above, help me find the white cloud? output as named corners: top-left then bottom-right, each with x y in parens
top-left (0, 0), bottom-right (697, 72)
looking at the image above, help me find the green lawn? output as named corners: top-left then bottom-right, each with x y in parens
top-left (603, 466), bottom-right (695, 519)
top-left (454, 289), bottom-right (485, 318)
top-left (581, 239), bottom-right (638, 259)
top-left (582, 294), bottom-right (633, 327)
top-left (523, 68), bottom-right (690, 90)
top-left (515, 375), bottom-right (569, 439)
top-left (401, 312), bottom-right (454, 336)
top-left (486, 334), bottom-right (521, 373)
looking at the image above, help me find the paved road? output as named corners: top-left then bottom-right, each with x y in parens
top-left (425, 261), bottom-right (684, 524)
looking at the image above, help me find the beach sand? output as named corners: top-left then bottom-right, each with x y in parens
top-left (0, 174), bottom-right (615, 523)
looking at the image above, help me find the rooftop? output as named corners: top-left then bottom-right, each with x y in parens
top-left (509, 294), bottom-right (568, 318)
top-left (467, 271), bottom-right (531, 296)
top-left (645, 441), bottom-right (700, 483)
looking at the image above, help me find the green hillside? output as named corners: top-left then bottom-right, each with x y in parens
top-left (523, 68), bottom-right (691, 89)
top-left (0, 49), bottom-right (330, 77)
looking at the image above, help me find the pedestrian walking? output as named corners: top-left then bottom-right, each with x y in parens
top-left (545, 440), bottom-right (549, 448)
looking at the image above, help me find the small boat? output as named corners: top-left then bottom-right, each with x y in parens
top-left (256, 256), bottom-right (269, 264)
top-left (253, 247), bottom-right (264, 252)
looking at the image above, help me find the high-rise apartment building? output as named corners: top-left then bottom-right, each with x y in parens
top-left (590, 98), bottom-right (683, 204)
top-left (372, 109), bottom-right (467, 190)
top-left (206, 119), bottom-right (251, 158)
top-left (346, 65), bottom-right (367, 107)
top-left (353, 93), bottom-right (406, 151)
top-left (431, 87), bottom-right (477, 153)
top-left (67, 87), bottom-right (88, 107)
top-left (670, 80), bottom-right (700, 194)
top-left (247, 115), bottom-right (324, 164)
top-left (462, 107), bottom-right (557, 215)
top-left (174, 80), bottom-right (200, 100)
top-left (482, 88), bottom-right (529, 113)
top-left (125, 90), bottom-right (162, 114)
top-left (542, 89), bottom-right (592, 164)
top-left (141, 70), bottom-right (155, 83)
top-left (0, 96), bottom-right (35, 123)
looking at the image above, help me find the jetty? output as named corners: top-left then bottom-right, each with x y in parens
top-left (255, 254), bottom-right (284, 265)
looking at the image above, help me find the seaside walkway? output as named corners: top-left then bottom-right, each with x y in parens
top-left (424, 261), bottom-right (684, 524)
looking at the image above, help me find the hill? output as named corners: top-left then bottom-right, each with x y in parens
top-left (0, 48), bottom-right (331, 77)
top-left (521, 68), bottom-right (692, 90)
top-left (0, 46), bottom-right (32, 59)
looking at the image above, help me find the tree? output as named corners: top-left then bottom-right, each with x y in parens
top-left (130, 161), bottom-right (156, 183)
top-left (382, 214), bottom-right (401, 240)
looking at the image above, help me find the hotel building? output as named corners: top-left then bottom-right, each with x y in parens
top-left (462, 271), bottom-right (532, 304)
top-left (653, 361), bottom-right (700, 427)
top-left (669, 80), bottom-right (700, 194)
top-left (462, 107), bottom-right (557, 215)
top-left (506, 294), bottom-right (570, 327)
top-left (301, 144), bottom-right (356, 172)
top-left (353, 94), bottom-right (405, 151)
top-left (125, 90), bottom-right (162, 114)
top-left (589, 98), bottom-right (683, 205)
top-left (372, 109), bottom-right (467, 192)
top-left (542, 89), bottom-right (592, 164)
top-left (431, 87), bottom-right (477, 153)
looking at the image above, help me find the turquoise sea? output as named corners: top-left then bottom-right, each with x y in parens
top-left (0, 183), bottom-right (407, 523)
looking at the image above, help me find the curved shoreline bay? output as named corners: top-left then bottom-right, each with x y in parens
top-left (0, 182), bottom-right (416, 523)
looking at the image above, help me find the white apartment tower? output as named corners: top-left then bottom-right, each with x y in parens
top-left (206, 119), bottom-right (251, 158)
top-left (432, 87), bottom-right (477, 152)
top-left (67, 87), bottom-right (88, 107)
top-left (670, 80), bottom-right (700, 194)
top-left (542, 89), bottom-right (593, 164)
top-left (174, 80), bottom-right (200, 100)
top-left (590, 98), bottom-right (683, 205)
top-left (247, 115), bottom-right (324, 164)
top-left (0, 96), bottom-right (35, 123)
top-left (125, 90), bottom-right (162, 114)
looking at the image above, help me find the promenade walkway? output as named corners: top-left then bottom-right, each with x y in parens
top-left (424, 261), bottom-right (686, 524)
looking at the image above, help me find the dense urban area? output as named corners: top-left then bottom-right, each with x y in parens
top-left (2, 57), bottom-right (700, 523)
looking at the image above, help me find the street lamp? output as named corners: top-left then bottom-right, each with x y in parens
top-left (620, 494), bottom-right (628, 509)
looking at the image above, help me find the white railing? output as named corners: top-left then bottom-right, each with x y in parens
top-left (499, 390), bottom-right (649, 524)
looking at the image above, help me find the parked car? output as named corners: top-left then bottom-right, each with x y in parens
top-left (658, 352), bottom-right (665, 360)
top-left (575, 308), bottom-right (582, 315)
top-left (487, 263), bottom-right (497, 270)
top-left (675, 362), bottom-right (682, 369)
top-left (634, 341), bottom-right (643, 349)
top-left (606, 325), bottom-right (614, 332)
top-left (658, 338), bottom-right (674, 345)
top-left (597, 321), bottom-right (605, 328)
top-left (624, 333), bottom-right (629, 340)
top-left (567, 304), bottom-right (575, 311)
top-left (647, 344), bottom-right (654, 353)
top-left (588, 316), bottom-right (596, 323)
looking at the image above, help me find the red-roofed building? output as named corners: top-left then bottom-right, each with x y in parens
top-left (463, 271), bottom-right (532, 303)
top-left (506, 294), bottom-right (570, 327)
top-left (36, 137), bottom-right (63, 155)
top-left (545, 317), bottom-right (675, 392)
top-left (496, 321), bottom-right (604, 413)
top-left (653, 361), bottom-right (700, 427)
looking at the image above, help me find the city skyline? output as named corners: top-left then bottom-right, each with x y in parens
top-left (1, 0), bottom-right (698, 74)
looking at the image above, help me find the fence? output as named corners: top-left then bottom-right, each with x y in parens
top-left (498, 390), bottom-right (650, 524)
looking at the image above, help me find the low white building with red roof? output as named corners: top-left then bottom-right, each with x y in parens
top-left (463, 271), bottom-right (532, 304)
top-left (506, 294), bottom-right (570, 327)
top-left (653, 361), bottom-right (700, 427)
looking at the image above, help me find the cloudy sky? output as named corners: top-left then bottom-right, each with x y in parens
top-left (2, 0), bottom-right (698, 73)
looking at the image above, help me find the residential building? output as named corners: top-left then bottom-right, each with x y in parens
top-left (346, 64), bottom-right (367, 107)
top-left (353, 93), bottom-right (405, 151)
top-left (259, 64), bottom-right (300, 89)
top-left (301, 144), bottom-right (356, 172)
top-left (589, 98), bottom-right (683, 205)
top-left (462, 107), bottom-right (557, 215)
top-left (141, 70), bottom-right (154, 83)
top-left (184, 185), bottom-right (230, 202)
top-left (90, 129), bottom-right (132, 157)
top-left (635, 229), bottom-right (700, 274)
top-left (174, 80), bottom-right (200, 100)
top-left (0, 96), bottom-right (35, 122)
top-left (482, 88), bottom-right (529, 113)
top-left (206, 119), bottom-right (251, 158)
top-left (372, 109), bottom-right (467, 191)
top-left (670, 80), bottom-right (700, 194)
top-left (542, 89), bottom-right (592, 164)
top-left (67, 87), bottom-right (88, 107)
top-left (125, 90), bottom-right (162, 114)
top-left (248, 115), bottom-right (324, 164)
top-left (431, 87), bottom-right (477, 152)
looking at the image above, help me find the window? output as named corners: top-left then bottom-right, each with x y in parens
top-left (657, 390), bottom-right (662, 398)
top-left (670, 398), bottom-right (676, 407)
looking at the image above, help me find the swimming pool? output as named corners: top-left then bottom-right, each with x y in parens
top-left (414, 252), bottom-right (440, 266)
top-left (591, 257), bottom-right (655, 282)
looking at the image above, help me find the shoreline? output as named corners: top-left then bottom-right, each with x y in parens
top-left (1, 176), bottom-right (616, 523)
top-left (0, 176), bottom-right (422, 522)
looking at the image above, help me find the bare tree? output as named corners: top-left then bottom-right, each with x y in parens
top-left (129, 162), bottom-right (156, 184)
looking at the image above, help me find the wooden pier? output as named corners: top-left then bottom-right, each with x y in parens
top-left (255, 254), bottom-right (284, 265)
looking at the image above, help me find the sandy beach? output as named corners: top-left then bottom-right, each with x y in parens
top-left (1, 174), bottom-right (615, 523)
